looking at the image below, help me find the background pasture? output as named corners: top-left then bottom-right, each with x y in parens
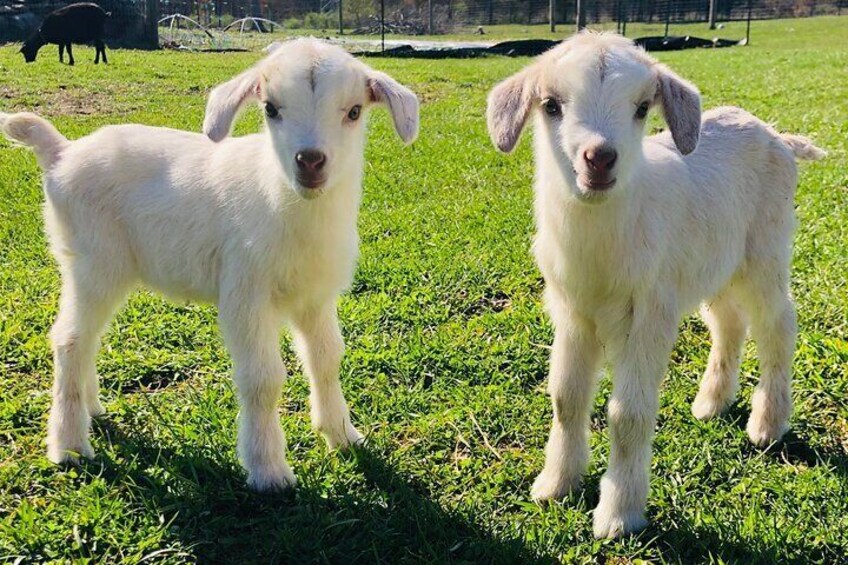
top-left (0, 15), bottom-right (846, 564)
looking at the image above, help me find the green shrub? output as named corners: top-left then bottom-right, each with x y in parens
top-left (283, 17), bottom-right (302, 29)
top-left (303, 12), bottom-right (333, 30)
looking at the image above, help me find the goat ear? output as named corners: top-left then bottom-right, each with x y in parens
top-left (486, 66), bottom-right (537, 153)
top-left (367, 71), bottom-right (419, 144)
top-left (655, 64), bottom-right (701, 155)
top-left (203, 67), bottom-right (261, 142)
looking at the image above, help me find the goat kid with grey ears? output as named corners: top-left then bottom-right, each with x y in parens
top-left (487, 32), bottom-right (824, 539)
top-left (1, 39), bottom-right (419, 492)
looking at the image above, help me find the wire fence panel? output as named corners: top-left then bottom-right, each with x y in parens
top-left (155, 0), bottom-right (845, 30)
top-left (1, 0), bottom-right (844, 50)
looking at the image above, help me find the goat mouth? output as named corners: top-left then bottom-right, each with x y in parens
top-left (296, 176), bottom-right (327, 191)
top-left (579, 177), bottom-right (616, 191)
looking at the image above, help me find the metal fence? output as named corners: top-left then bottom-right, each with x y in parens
top-left (159, 0), bottom-right (846, 32)
top-left (1, 0), bottom-right (845, 49)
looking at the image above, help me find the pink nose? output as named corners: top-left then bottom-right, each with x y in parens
top-left (295, 149), bottom-right (326, 172)
top-left (583, 146), bottom-right (618, 173)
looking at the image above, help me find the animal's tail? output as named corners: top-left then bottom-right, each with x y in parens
top-left (0, 112), bottom-right (68, 169)
top-left (779, 133), bottom-right (826, 161)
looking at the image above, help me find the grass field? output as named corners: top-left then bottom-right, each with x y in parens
top-left (1, 15), bottom-right (846, 564)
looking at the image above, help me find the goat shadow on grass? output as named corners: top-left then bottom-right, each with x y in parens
top-left (649, 519), bottom-right (845, 564)
top-left (87, 419), bottom-right (552, 564)
top-left (717, 401), bottom-right (848, 474)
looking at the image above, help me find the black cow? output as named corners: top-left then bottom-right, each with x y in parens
top-left (20, 3), bottom-right (109, 65)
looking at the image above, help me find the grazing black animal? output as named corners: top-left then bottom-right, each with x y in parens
top-left (20, 3), bottom-right (109, 65)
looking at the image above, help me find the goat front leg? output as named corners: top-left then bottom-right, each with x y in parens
top-left (96, 39), bottom-right (107, 64)
top-left (219, 293), bottom-right (294, 491)
top-left (66, 43), bottom-right (74, 66)
top-left (532, 296), bottom-right (601, 501)
top-left (58, 43), bottom-right (64, 63)
top-left (290, 302), bottom-right (363, 450)
top-left (593, 298), bottom-right (678, 539)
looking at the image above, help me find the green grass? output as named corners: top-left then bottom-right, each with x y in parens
top-left (1, 14), bottom-right (846, 565)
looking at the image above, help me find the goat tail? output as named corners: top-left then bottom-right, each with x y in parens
top-left (779, 133), bottom-right (826, 161)
top-left (0, 112), bottom-right (68, 169)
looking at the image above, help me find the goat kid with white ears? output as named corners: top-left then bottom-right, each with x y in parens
top-left (0, 38), bottom-right (419, 492)
top-left (487, 31), bottom-right (824, 539)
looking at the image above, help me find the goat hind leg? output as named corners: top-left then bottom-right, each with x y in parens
top-left (692, 290), bottom-right (746, 420)
top-left (47, 270), bottom-right (125, 463)
top-left (740, 274), bottom-right (796, 446)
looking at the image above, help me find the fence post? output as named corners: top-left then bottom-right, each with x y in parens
top-left (663, 0), bottom-right (671, 37)
top-left (576, 0), bottom-right (586, 30)
top-left (428, 0), bottom-right (433, 34)
top-left (145, 0), bottom-right (159, 49)
top-left (708, 0), bottom-right (717, 29)
top-left (338, 0), bottom-right (343, 34)
top-left (746, 0), bottom-right (752, 44)
top-left (622, 0), bottom-right (628, 36)
top-left (381, 0), bottom-right (385, 52)
top-left (549, 0), bottom-right (555, 32)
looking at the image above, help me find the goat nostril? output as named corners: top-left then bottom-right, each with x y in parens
top-left (295, 150), bottom-right (326, 171)
top-left (584, 147), bottom-right (617, 172)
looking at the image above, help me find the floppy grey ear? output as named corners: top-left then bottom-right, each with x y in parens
top-left (203, 66), bottom-right (261, 142)
top-left (367, 71), bottom-right (419, 144)
top-left (486, 67), bottom-right (537, 153)
top-left (655, 64), bottom-right (701, 155)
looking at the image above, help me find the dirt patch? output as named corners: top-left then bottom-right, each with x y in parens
top-left (0, 84), bottom-right (128, 116)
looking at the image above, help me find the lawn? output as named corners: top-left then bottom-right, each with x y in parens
top-left (0, 14), bottom-right (846, 565)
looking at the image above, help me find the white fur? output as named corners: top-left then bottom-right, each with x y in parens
top-left (1, 38), bottom-right (419, 491)
top-left (487, 32), bottom-right (824, 539)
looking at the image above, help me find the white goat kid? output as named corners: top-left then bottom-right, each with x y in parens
top-left (1, 38), bottom-right (419, 491)
top-left (487, 32), bottom-right (824, 538)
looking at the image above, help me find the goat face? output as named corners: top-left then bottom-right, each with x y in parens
top-left (487, 32), bottom-right (701, 204)
top-left (203, 39), bottom-right (419, 200)
top-left (20, 39), bottom-right (40, 63)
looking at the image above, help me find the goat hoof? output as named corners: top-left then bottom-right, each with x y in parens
top-left (47, 440), bottom-right (95, 465)
top-left (247, 465), bottom-right (297, 492)
top-left (322, 422), bottom-right (365, 451)
top-left (746, 417), bottom-right (788, 448)
top-left (531, 468), bottom-right (580, 502)
top-left (592, 507), bottom-right (648, 539)
top-left (691, 393), bottom-right (731, 421)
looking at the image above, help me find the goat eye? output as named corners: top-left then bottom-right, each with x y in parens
top-left (635, 101), bottom-right (650, 120)
top-left (264, 102), bottom-right (279, 119)
top-left (542, 98), bottom-right (561, 117)
top-left (347, 105), bottom-right (362, 121)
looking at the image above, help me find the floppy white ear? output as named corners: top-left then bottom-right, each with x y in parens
top-left (486, 66), bottom-right (537, 153)
top-left (203, 67), bottom-right (261, 142)
top-left (655, 64), bottom-right (701, 155)
top-left (367, 71), bottom-right (419, 144)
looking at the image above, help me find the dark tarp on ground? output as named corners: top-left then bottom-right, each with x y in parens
top-left (366, 36), bottom-right (740, 58)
